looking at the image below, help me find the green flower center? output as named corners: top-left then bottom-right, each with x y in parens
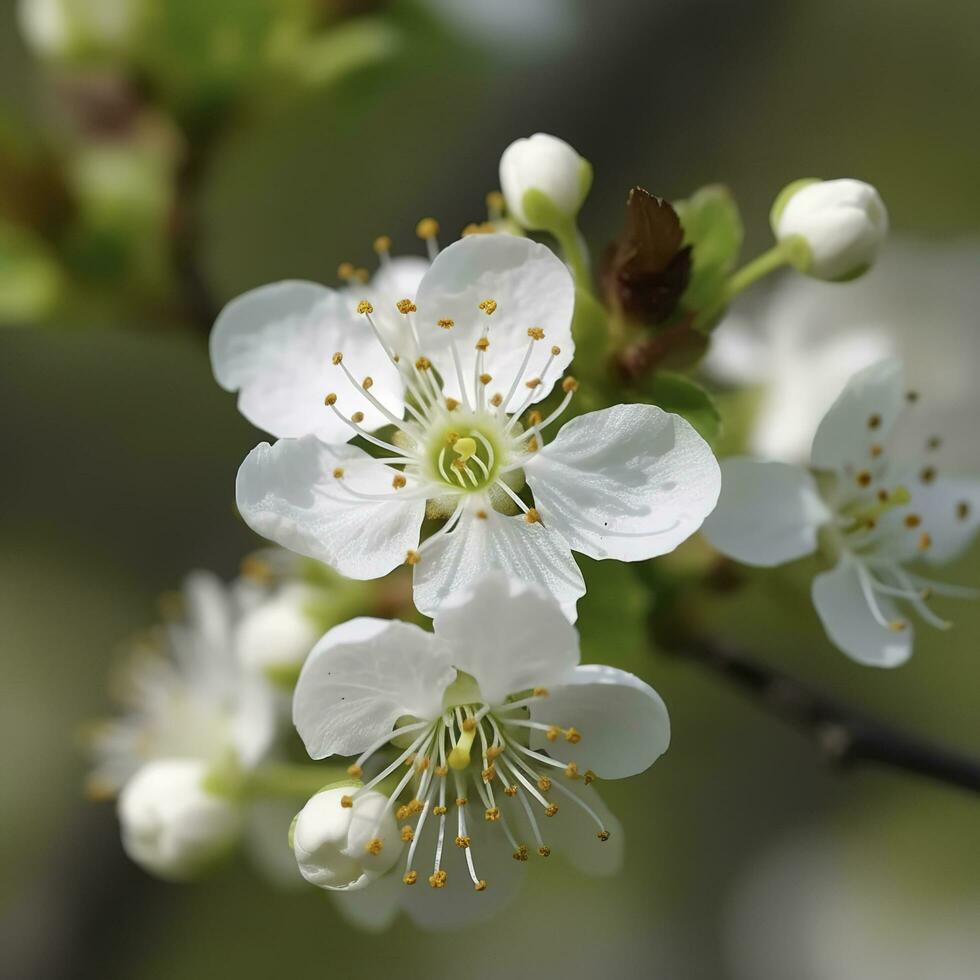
top-left (426, 417), bottom-right (505, 492)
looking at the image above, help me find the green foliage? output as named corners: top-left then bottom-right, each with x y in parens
top-left (675, 184), bottom-right (743, 326)
top-left (0, 221), bottom-right (63, 323)
top-left (577, 558), bottom-right (651, 674)
top-left (642, 371), bottom-right (722, 443)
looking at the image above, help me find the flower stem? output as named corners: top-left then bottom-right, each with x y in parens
top-left (698, 242), bottom-right (792, 325)
top-left (242, 763), bottom-right (348, 800)
top-left (552, 217), bottom-right (592, 294)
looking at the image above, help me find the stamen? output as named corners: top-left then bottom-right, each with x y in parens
top-left (416, 217), bottom-right (440, 261)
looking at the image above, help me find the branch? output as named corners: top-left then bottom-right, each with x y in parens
top-left (667, 633), bottom-right (980, 795)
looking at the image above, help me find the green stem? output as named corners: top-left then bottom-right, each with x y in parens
top-left (699, 242), bottom-right (792, 325)
top-left (242, 763), bottom-right (348, 800)
top-left (552, 218), bottom-right (592, 294)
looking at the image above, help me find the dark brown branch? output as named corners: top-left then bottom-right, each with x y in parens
top-left (668, 634), bottom-right (980, 795)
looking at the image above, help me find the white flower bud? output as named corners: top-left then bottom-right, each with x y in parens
top-left (236, 584), bottom-right (320, 687)
top-left (117, 759), bottom-right (242, 881)
top-left (771, 178), bottom-right (888, 281)
top-left (499, 133), bottom-right (592, 230)
top-left (291, 787), bottom-right (401, 891)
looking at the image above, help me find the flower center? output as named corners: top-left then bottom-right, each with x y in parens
top-left (426, 418), bottom-right (505, 491)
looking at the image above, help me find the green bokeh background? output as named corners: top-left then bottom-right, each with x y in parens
top-left (2, 1), bottom-right (978, 978)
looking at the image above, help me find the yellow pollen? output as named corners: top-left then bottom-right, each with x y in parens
top-left (537, 777), bottom-right (552, 792)
top-left (478, 299), bottom-right (497, 315)
top-left (527, 327), bottom-right (545, 340)
top-left (416, 217), bottom-right (439, 240)
top-left (453, 436), bottom-right (477, 461)
top-left (403, 871), bottom-right (418, 885)
top-left (484, 807), bottom-right (501, 822)
top-left (545, 725), bottom-right (560, 742)
top-left (456, 797), bottom-right (468, 807)
top-left (525, 508), bottom-right (541, 525)
top-left (528, 410), bottom-right (542, 426)
top-left (404, 754), bottom-right (416, 767)
top-left (433, 805), bottom-right (448, 816)
top-left (544, 804), bottom-right (559, 817)
top-left (871, 444), bottom-right (883, 458)
top-left (416, 357), bottom-right (432, 371)
top-left (428, 870), bottom-right (448, 889)
top-left (533, 687), bottom-right (549, 698)
top-left (239, 556), bottom-right (272, 583)
top-left (446, 397), bottom-right (460, 411)
top-left (890, 620), bottom-right (908, 632)
top-left (324, 393), bottom-right (337, 406)
top-left (475, 336), bottom-right (490, 351)
top-left (503, 785), bottom-right (518, 797)
top-left (481, 766), bottom-right (496, 783)
top-left (474, 880), bottom-right (488, 892)
top-left (486, 190), bottom-right (504, 212)
top-left (337, 261), bottom-right (355, 280)
top-left (564, 727), bottom-right (581, 744)
top-left (395, 298), bottom-right (417, 314)
top-left (462, 223), bottom-right (482, 237)
top-left (405, 550), bottom-right (421, 566)
top-left (416, 755), bottom-right (430, 771)
top-left (486, 745), bottom-right (504, 760)
top-left (461, 718), bottom-right (477, 732)
top-left (407, 799), bottom-right (423, 814)
top-left (437, 318), bottom-right (454, 329)
top-left (346, 764), bottom-right (362, 778)
top-left (340, 795), bottom-right (354, 808)
top-left (479, 373), bottom-right (492, 385)
top-left (564, 762), bottom-right (579, 778)
top-left (562, 376), bottom-right (579, 393)
top-left (454, 835), bottom-right (471, 849)
top-left (551, 345), bottom-right (561, 356)
top-left (356, 300), bottom-right (373, 315)
top-left (332, 352), bottom-right (343, 365)
top-left (583, 770), bottom-right (596, 785)
top-left (351, 411), bottom-right (364, 424)
top-left (918, 532), bottom-right (932, 551)
top-left (396, 805), bottom-right (411, 821)
top-left (435, 765), bottom-right (449, 777)
top-left (525, 377), bottom-right (542, 389)
top-left (362, 376), bottom-right (373, 390)
top-left (904, 514), bottom-right (921, 528)
top-left (856, 470), bottom-right (872, 487)
top-left (597, 830), bottom-right (610, 842)
top-left (400, 826), bottom-right (414, 842)
top-left (920, 466), bottom-right (937, 484)
top-left (490, 393), bottom-right (503, 407)
top-left (475, 510), bottom-right (488, 520)
top-left (354, 268), bottom-right (369, 284)
top-left (526, 436), bottom-right (539, 452)
top-left (538, 847), bottom-right (551, 858)
top-left (868, 413), bottom-right (882, 429)
top-left (513, 845), bottom-right (529, 862)
top-left (373, 235), bottom-right (391, 253)
top-left (392, 474), bottom-right (407, 489)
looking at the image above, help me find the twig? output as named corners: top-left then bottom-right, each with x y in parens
top-left (668, 634), bottom-right (980, 795)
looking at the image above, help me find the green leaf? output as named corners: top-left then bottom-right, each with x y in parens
top-left (0, 221), bottom-right (63, 323)
top-left (577, 558), bottom-right (651, 674)
top-left (643, 371), bottom-right (721, 443)
top-left (674, 184), bottom-right (743, 326)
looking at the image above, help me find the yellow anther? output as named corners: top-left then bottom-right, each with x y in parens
top-left (416, 755), bottom-right (430, 771)
top-left (486, 190), bottom-right (504, 213)
top-left (396, 298), bottom-right (417, 314)
top-left (455, 797), bottom-right (468, 807)
top-left (562, 376), bottom-right (579, 393)
top-left (392, 474), bottom-right (407, 490)
top-left (373, 235), bottom-right (392, 254)
top-left (527, 326), bottom-right (545, 340)
top-left (583, 770), bottom-right (596, 785)
top-left (416, 217), bottom-right (439, 240)
top-left (239, 555), bottom-right (272, 583)
top-left (403, 870), bottom-right (418, 885)
top-left (957, 501), bottom-right (971, 520)
top-left (405, 549), bottom-right (421, 566)
top-left (532, 687), bottom-right (549, 698)
top-left (404, 754), bottom-right (416, 767)
top-left (889, 620), bottom-right (908, 632)
top-left (870, 444), bottom-right (883, 458)
top-left (400, 826), bottom-right (414, 842)
top-left (354, 268), bottom-right (369, 284)
top-left (362, 376), bottom-right (373, 390)
top-left (513, 845), bottom-right (529, 862)
top-left (526, 436), bottom-right (539, 452)
top-left (525, 377), bottom-right (542, 389)
top-left (435, 765), bottom-right (449, 777)
top-left (454, 835), bottom-right (471, 849)
top-left (415, 357), bottom-right (432, 371)
top-left (551, 345), bottom-right (561, 356)
top-left (856, 470), bottom-right (873, 487)
top-left (337, 261), bottom-right (355, 280)
top-left (351, 411), bottom-right (364, 424)
top-left (920, 466), bottom-right (937, 484)
top-left (474, 880), bottom-right (488, 892)
top-left (868, 413), bottom-right (882, 429)
top-left (453, 436), bottom-right (477, 461)
top-left (432, 805), bottom-right (448, 816)
top-left (475, 336), bottom-right (490, 351)
top-left (479, 373), bottom-right (492, 385)
top-left (396, 804), bottom-right (411, 821)
top-left (462, 223), bottom-right (483, 237)
top-left (475, 510), bottom-right (488, 520)
top-left (904, 513), bottom-right (921, 528)
top-left (544, 804), bottom-right (559, 817)
top-left (339, 795), bottom-right (354, 809)
top-left (461, 718), bottom-right (477, 732)
top-left (528, 410), bottom-right (543, 426)
top-left (346, 764), bottom-right (362, 778)
top-left (537, 777), bottom-right (552, 792)
top-left (445, 397), bottom-right (460, 411)
top-left (525, 509), bottom-right (541, 525)
top-left (597, 830), bottom-right (610, 842)
top-left (538, 846), bottom-right (551, 858)
top-left (324, 393), bottom-right (337, 406)
top-left (564, 727), bottom-right (581, 744)
top-left (437, 318), bottom-right (455, 329)
top-left (428, 870), bottom-right (448, 888)
top-left (478, 299), bottom-right (497, 315)
top-left (877, 489), bottom-right (890, 503)
top-left (332, 352), bottom-right (343, 365)
top-left (481, 766), bottom-right (496, 783)
top-left (564, 762), bottom-right (579, 779)
top-left (503, 785), bottom-right (518, 797)
top-left (918, 532), bottom-right (932, 551)
top-left (333, 469), bottom-right (345, 482)
top-left (486, 745), bottom-right (504, 761)
top-left (489, 393), bottom-right (503, 407)
top-left (356, 300), bottom-right (373, 315)
top-left (545, 725), bottom-right (560, 742)
top-left (407, 799), bottom-right (423, 814)
top-left (484, 807), bottom-right (501, 822)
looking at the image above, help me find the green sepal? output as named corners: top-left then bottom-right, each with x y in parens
top-left (642, 371), bottom-right (722, 444)
top-left (769, 178), bottom-right (820, 231)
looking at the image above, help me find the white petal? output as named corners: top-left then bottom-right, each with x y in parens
top-left (530, 664), bottom-right (670, 778)
top-left (811, 559), bottom-right (913, 667)
top-left (810, 358), bottom-right (905, 472)
top-left (413, 235), bottom-right (575, 405)
top-left (702, 313), bottom-right (774, 385)
top-left (236, 436), bottom-right (425, 580)
top-left (701, 457), bottom-right (829, 566)
top-left (210, 281), bottom-right (404, 441)
top-left (525, 404), bottom-right (721, 561)
top-left (911, 477), bottom-right (980, 565)
top-left (230, 672), bottom-right (277, 768)
top-left (412, 504), bottom-right (586, 622)
top-left (293, 617), bottom-right (455, 758)
top-left (330, 872), bottom-right (403, 932)
top-left (356, 256), bottom-right (431, 356)
top-left (432, 571), bottom-right (579, 704)
top-left (544, 780), bottom-right (623, 877)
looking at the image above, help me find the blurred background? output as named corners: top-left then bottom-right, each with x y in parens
top-left (2, 1), bottom-right (978, 977)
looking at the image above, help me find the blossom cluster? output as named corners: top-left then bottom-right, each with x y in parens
top-left (89, 132), bottom-right (977, 929)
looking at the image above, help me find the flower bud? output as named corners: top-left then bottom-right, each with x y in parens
top-left (236, 584), bottom-right (320, 688)
top-left (117, 759), bottom-right (242, 881)
top-left (499, 133), bottom-right (592, 231)
top-left (771, 178), bottom-right (888, 281)
top-left (291, 787), bottom-right (401, 890)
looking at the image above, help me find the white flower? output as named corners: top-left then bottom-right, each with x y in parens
top-left (772, 178), bottom-right (888, 281)
top-left (703, 359), bottom-right (979, 667)
top-left (289, 572), bottom-right (670, 928)
top-left (499, 134), bottom-right (592, 230)
top-left (213, 234), bottom-right (720, 620)
top-left (117, 758), bottom-right (242, 881)
top-left (706, 238), bottom-right (980, 465)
